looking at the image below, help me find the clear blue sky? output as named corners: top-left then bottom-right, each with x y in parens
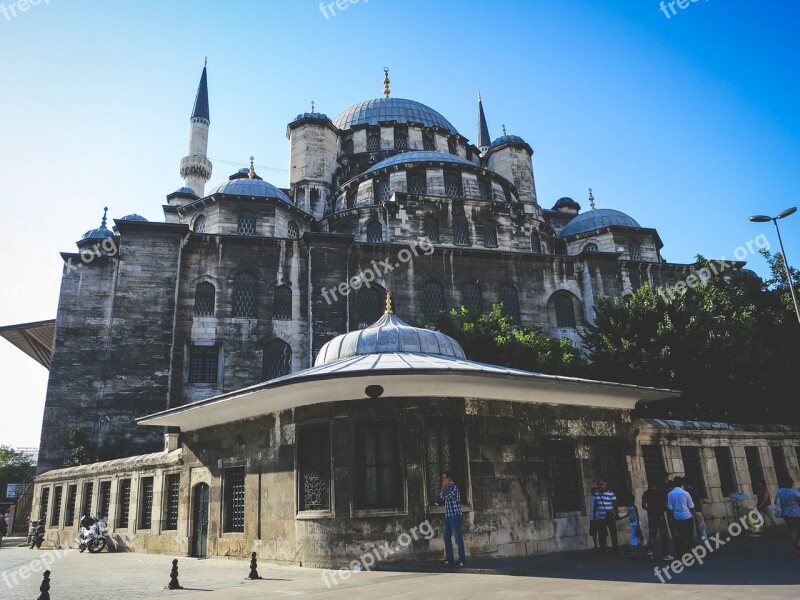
top-left (1, 0), bottom-right (798, 447)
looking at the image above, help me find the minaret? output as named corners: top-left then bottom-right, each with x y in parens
top-left (179, 60), bottom-right (212, 198)
top-left (476, 91), bottom-right (491, 155)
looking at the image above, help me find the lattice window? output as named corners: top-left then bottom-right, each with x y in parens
top-left (444, 174), bottom-right (461, 198)
top-left (425, 419), bottom-right (467, 507)
top-left (376, 180), bottom-right (391, 203)
top-left (355, 422), bottom-right (402, 510)
top-left (555, 296), bottom-right (576, 329)
top-left (771, 446), bottom-right (792, 488)
top-left (232, 273), bottom-right (258, 318)
top-left (447, 137), bottom-right (457, 155)
top-left (223, 467), bottom-right (245, 533)
top-left (453, 216), bottom-right (470, 246)
top-left (51, 486), bottom-right (62, 527)
top-left (298, 425), bottom-right (331, 511)
top-left (193, 215), bottom-right (206, 233)
top-left (358, 288), bottom-right (384, 328)
top-left (498, 285), bottom-right (520, 323)
top-left (680, 446), bottom-right (706, 497)
top-left (367, 134), bottom-right (381, 152)
top-left (81, 482), bottom-right (93, 519)
top-left (478, 181), bottom-right (490, 201)
top-left (287, 220), bottom-right (300, 239)
top-left (745, 446), bottom-right (764, 487)
top-left (394, 131), bottom-right (408, 150)
top-left (461, 283), bottom-right (483, 313)
top-left (641, 445), bottom-right (668, 487)
top-left (409, 174), bottom-right (427, 195)
top-left (99, 481), bottom-right (111, 520)
top-left (237, 211), bottom-right (257, 236)
top-left (714, 447), bottom-right (737, 496)
top-left (189, 344), bottom-right (219, 384)
top-left (65, 484), bottom-right (78, 525)
top-left (164, 474), bottom-right (180, 530)
top-left (423, 216), bottom-right (439, 243)
top-left (117, 479), bottom-right (131, 528)
top-left (39, 487), bottom-right (49, 522)
top-left (367, 220), bottom-right (383, 242)
top-left (272, 285), bottom-right (292, 321)
top-left (263, 339), bottom-right (292, 381)
top-left (139, 477), bottom-right (154, 529)
top-left (628, 240), bottom-right (642, 261)
top-left (595, 444), bottom-right (630, 499)
top-left (343, 138), bottom-right (354, 155)
top-left (423, 132), bottom-right (435, 151)
top-left (547, 444), bottom-right (583, 513)
top-left (584, 242), bottom-right (598, 252)
top-left (422, 281), bottom-right (445, 318)
top-left (483, 222), bottom-right (498, 247)
top-left (531, 231), bottom-right (541, 253)
top-left (194, 282), bottom-right (215, 317)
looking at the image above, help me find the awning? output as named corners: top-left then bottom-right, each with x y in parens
top-left (0, 319), bottom-right (56, 369)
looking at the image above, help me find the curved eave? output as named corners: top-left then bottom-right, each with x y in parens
top-left (559, 225), bottom-right (664, 249)
top-left (483, 139), bottom-right (534, 158)
top-left (138, 353), bottom-right (680, 432)
top-left (176, 194), bottom-right (315, 222)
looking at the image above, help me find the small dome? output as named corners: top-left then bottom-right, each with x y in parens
top-left (119, 214), bottom-right (148, 222)
top-left (333, 98), bottom-right (458, 134)
top-left (365, 151), bottom-right (474, 175)
top-left (559, 208), bottom-right (641, 238)
top-left (315, 310), bottom-right (465, 367)
top-left (80, 226), bottom-right (114, 241)
top-left (174, 187), bottom-right (197, 196)
top-left (291, 112), bottom-right (330, 123)
top-left (553, 197), bottom-right (581, 211)
top-left (209, 177), bottom-right (292, 204)
top-left (489, 134), bottom-right (528, 150)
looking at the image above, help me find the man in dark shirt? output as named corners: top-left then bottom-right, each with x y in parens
top-left (439, 471), bottom-right (466, 568)
top-left (642, 481), bottom-right (672, 561)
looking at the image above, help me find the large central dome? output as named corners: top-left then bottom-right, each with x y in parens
top-left (333, 98), bottom-right (458, 134)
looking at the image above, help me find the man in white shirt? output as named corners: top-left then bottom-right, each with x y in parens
top-left (667, 476), bottom-right (696, 557)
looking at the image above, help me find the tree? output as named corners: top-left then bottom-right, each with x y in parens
top-left (0, 445), bottom-right (36, 486)
top-left (64, 426), bottom-right (93, 467)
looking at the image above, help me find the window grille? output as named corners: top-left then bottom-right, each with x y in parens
top-left (531, 232), bottom-right (541, 253)
top-left (81, 482), bottom-right (93, 519)
top-left (355, 422), bottom-right (402, 509)
top-left (642, 445), bottom-right (668, 487)
top-left (425, 419), bottom-right (467, 507)
top-left (367, 220), bottom-right (383, 242)
top-left (584, 242), bottom-right (598, 252)
top-left (232, 273), bottom-right (258, 318)
top-left (139, 477), bottom-right (154, 529)
top-left (117, 479), bottom-right (131, 528)
top-left (555, 296), bottom-right (576, 328)
top-left (193, 215), bottom-right (206, 233)
top-left (298, 425), bottom-right (331, 511)
top-left (223, 467), bottom-right (245, 533)
top-left (394, 131), bottom-right (408, 150)
top-left (423, 132), bottom-right (435, 151)
top-left (273, 285), bottom-right (292, 320)
top-left (287, 220), bottom-right (300, 239)
top-left (444, 174), bottom-right (461, 197)
top-left (51, 486), bottom-right (62, 527)
top-left (358, 288), bottom-right (384, 327)
top-left (714, 447), bottom-right (737, 496)
top-left (680, 446), bottom-right (706, 497)
top-left (343, 138), bottom-right (354, 155)
top-left (423, 216), bottom-right (439, 242)
top-left (447, 137), bottom-right (457, 154)
top-left (498, 285), bottom-right (520, 323)
top-left (422, 281), bottom-right (445, 318)
top-left (483, 222), bottom-right (498, 247)
top-left (453, 217), bottom-right (470, 246)
top-left (628, 241), bottom-right (642, 261)
top-left (164, 474), bottom-right (180, 530)
top-left (367, 134), bottom-right (380, 152)
top-left (461, 283), bottom-right (482, 313)
top-left (194, 282), bottom-right (215, 317)
top-left (595, 444), bottom-right (630, 499)
top-left (263, 339), bottom-right (292, 381)
top-left (189, 344), bottom-right (219, 384)
top-left (376, 180), bottom-right (391, 203)
top-left (65, 484), bottom-right (78, 525)
top-left (409, 174), bottom-right (426, 195)
top-left (546, 444), bottom-right (583, 513)
top-left (478, 181), bottom-right (490, 201)
top-left (237, 212), bottom-right (257, 236)
top-left (39, 487), bottom-right (50, 522)
top-left (99, 481), bottom-right (111, 520)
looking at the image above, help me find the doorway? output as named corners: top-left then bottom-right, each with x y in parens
top-left (191, 483), bottom-right (209, 558)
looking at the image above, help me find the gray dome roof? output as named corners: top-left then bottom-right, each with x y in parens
top-left (489, 134), bottom-right (527, 149)
top-left (291, 112), bottom-right (330, 123)
top-left (209, 178), bottom-right (292, 204)
top-left (119, 214), bottom-right (148, 222)
top-left (559, 208), bottom-right (641, 238)
top-left (553, 197), bottom-right (580, 211)
top-left (80, 226), bottom-right (114, 241)
top-left (315, 311), bottom-right (465, 367)
top-left (333, 98), bottom-right (458, 134)
top-left (365, 151), bottom-right (474, 175)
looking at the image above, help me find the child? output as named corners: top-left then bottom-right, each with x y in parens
top-left (588, 487), bottom-right (599, 549)
top-left (627, 496), bottom-right (644, 553)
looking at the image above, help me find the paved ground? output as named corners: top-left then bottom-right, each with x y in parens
top-left (1, 535), bottom-right (799, 599)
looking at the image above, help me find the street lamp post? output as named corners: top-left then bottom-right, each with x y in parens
top-left (749, 207), bottom-right (800, 325)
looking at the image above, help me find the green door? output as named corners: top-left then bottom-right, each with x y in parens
top-left (191, 483), bottom-right (209, 558)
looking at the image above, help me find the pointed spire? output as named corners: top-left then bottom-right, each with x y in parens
top-left (385, 291), bottom-right (394, 314)
top-left (101, 206), bottom-right (109, 229)
top-left (588, 188), bottom-right (596, 210)
top-left (477, 91), bottom-right (491, 152)
top-left (248, 156), bottom-right (256, 179)
top-left (383, 67), bottom-right (391, 99)
top-left (191, 61), bottom-right (210, 122)
top-left (311, 100), bottom-right (315, 113)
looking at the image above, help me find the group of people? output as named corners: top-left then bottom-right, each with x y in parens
top-left (590, 477), bottom-right (800, 558)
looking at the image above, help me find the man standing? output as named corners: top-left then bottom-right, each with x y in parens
top-left (667, 476), bottom-right (696, 557)
top-left (685, 481), bottom-right (708, 543)
top-left (592, 480), bottom-right (619, 552)
top-left (642, 481), bottom-right (672, 561)
top-left (755, 480), bottom-right (780, 529)
top-left (439, 471), bottom-right (466, 567)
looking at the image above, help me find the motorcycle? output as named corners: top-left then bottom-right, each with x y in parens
top-left (76, 517), bottom-right (109, 553)
top-left (29, 519), bottom-right (45, 549)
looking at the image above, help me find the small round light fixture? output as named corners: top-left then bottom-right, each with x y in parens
top-left (365, 385), bottom-right (384, 399)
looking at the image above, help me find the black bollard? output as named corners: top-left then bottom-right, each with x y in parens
top-left (248, 552), bottom-right (262, 579)
top-left (167, 558), bottom-right (183, 590)
top-left (37, 570), bottom-right (51, 600)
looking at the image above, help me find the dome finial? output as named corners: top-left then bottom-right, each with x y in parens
top-left (248, 157), bottom-right (255, 179)
top-left (502, 124), bottom-right (507, 136)
top-left (383, 67), bottom-right (391, 99)
top-left (311, 100), bottom-right (315, 113)
top-left (204, 56), bottom-right (207, 67)
top-left (385, 291), bottom-right (394, 314)
top-left (101, 206), bottom-right (108, 229)
top-left (588, 188), bottom-right (596, 210)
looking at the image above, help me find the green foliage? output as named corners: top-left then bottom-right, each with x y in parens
top-left (418, 303), bottom-right (587, 377)
top-left (0, 445), bottom-right (36, 484)
top-left (64, 426), bottom-right (93, 467)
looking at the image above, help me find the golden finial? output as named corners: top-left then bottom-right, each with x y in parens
top-left (248, 156), bottom-right (255, 179)
top-left (311, 100), bottom-right (315, 113)
top-left (383, 67), bottom-right (391, 99)
top-left (385, 291), bottom-right (394, 314)
top-left (589, 188), bottom-right (596, 210)
top-left (502, 124), bottom-right (507, 135)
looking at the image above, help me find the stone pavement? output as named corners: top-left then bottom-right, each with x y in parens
top-left (1, 535), bottom-right (799, 599)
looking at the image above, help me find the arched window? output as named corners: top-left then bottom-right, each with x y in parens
top-left (232, 273), bottom-right (258, 318)
top-left (628, 240), bottom-right (642, 261)
top-left (483, 222), bottom-right (498, 247)
top-left (555, 296), bottom-right (576, 329)
top-left (367, 133), bottom-right (381, 152)
top-left (531, 231), bottom-right (541, 253)
top-left (343, 138), bottom-right (354, 155)
top-left (394, 129), bottom-right (408, 150)
top-left (453, 216), bottom-right (470, 246)
top-left (498, 284), bottom-right (520, 323)
top-left (478, 181), bottom-right (490, 201)
top-left (447, 137), bottom-right (457, 155)
top-left (287, 221), bottom-right (300, 239)
top-left (423, 216), bottom-right (439, 243)
top-left (422, 281), bottom-right (445, 318)
top-left (193, 215), bottom-right (206, 234)
top-left (423, 131), bottom-right (435, 151)
top-left (461, 283), bottom-right (483, 313)
top-left (366, 220), bottom-right (383, 243)
top-left (263, 339), bottom-right (292, 381)
top-left (444, 174), bottom-right (461, 198)
top-left (409, 173), bottom-right (427, 195)
top-left (584, 242), bottom-right (598, 252)
top-left (273, 285), bottom-right (292, 320)
top-left (194, 282), bottom-right (215, 317)
top-left (376, 179), bottom-right (391, 203)
top-left (358, 287), bottom-right (384, 327)
top-left (237, 211), bottom-right (256, 236)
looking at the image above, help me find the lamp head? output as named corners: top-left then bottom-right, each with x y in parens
top-left (777, 206), bottom-right (797, 219)
top-left (749, 215), bottom-right (772, 223)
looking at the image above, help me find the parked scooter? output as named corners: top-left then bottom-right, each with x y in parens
top-left (29, 519), bottom-right (45, 549)
top-left (76, 515), bottom-right (109, 553)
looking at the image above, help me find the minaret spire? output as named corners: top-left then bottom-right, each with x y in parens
top-left (477, 91), bottom-right (491, 154)
top-left (179, 61), bottom-right (213, 199)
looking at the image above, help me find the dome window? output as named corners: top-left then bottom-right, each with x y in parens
top-left (478, 181), bottom-right (490, 201)
top-left (498, 285), bottom-right (520, 324)
top-left (531, 231), bottom-right (541, 253)
top-left (409, 173), bottom-right (427, 195)
top-left (444, 174), bottom-right (461, 198)
top-left (584, 242), bottom-right (598, 252)
top-left (287, 220), bottom-right (300, 239)
top-left (376, 179), bottom-right (391, 203)
top-left (194, 282), bottom-right (216, 317)
top-left (423, 131), bottom-right (435, 151)
top-left (367, 133), bottom-right (381, 152)
top-left (366, 220), bottom-right (383, 243)
top-left (453, 216), bottom-right (470, 246)
top-left (343, 138), bottom-right (354, 155)
top-left (628, 240), bottom-right (642, 261)
top-left (193, 214), bottom-right (206, 234)
top-left (423, 216), bottom-right (439, 243)
top-left (483, 222), bottom-right (498, 248)
top-left (346, 187), bottom-right (357, 209)
top-left (394, 128), bottom-right (408, 150)
top-left (237, 211), bottom-right (257, 236)
top-left (555, 296), bottom-right (576, 329)
top-left (422, 281), bottom-right (445, 318)
top-left (263, 338), bottom-right (292, 381)
top-left (447, 137), bottom-right (457, 155)
top-left (461, 283), bottom-right (483, 313)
